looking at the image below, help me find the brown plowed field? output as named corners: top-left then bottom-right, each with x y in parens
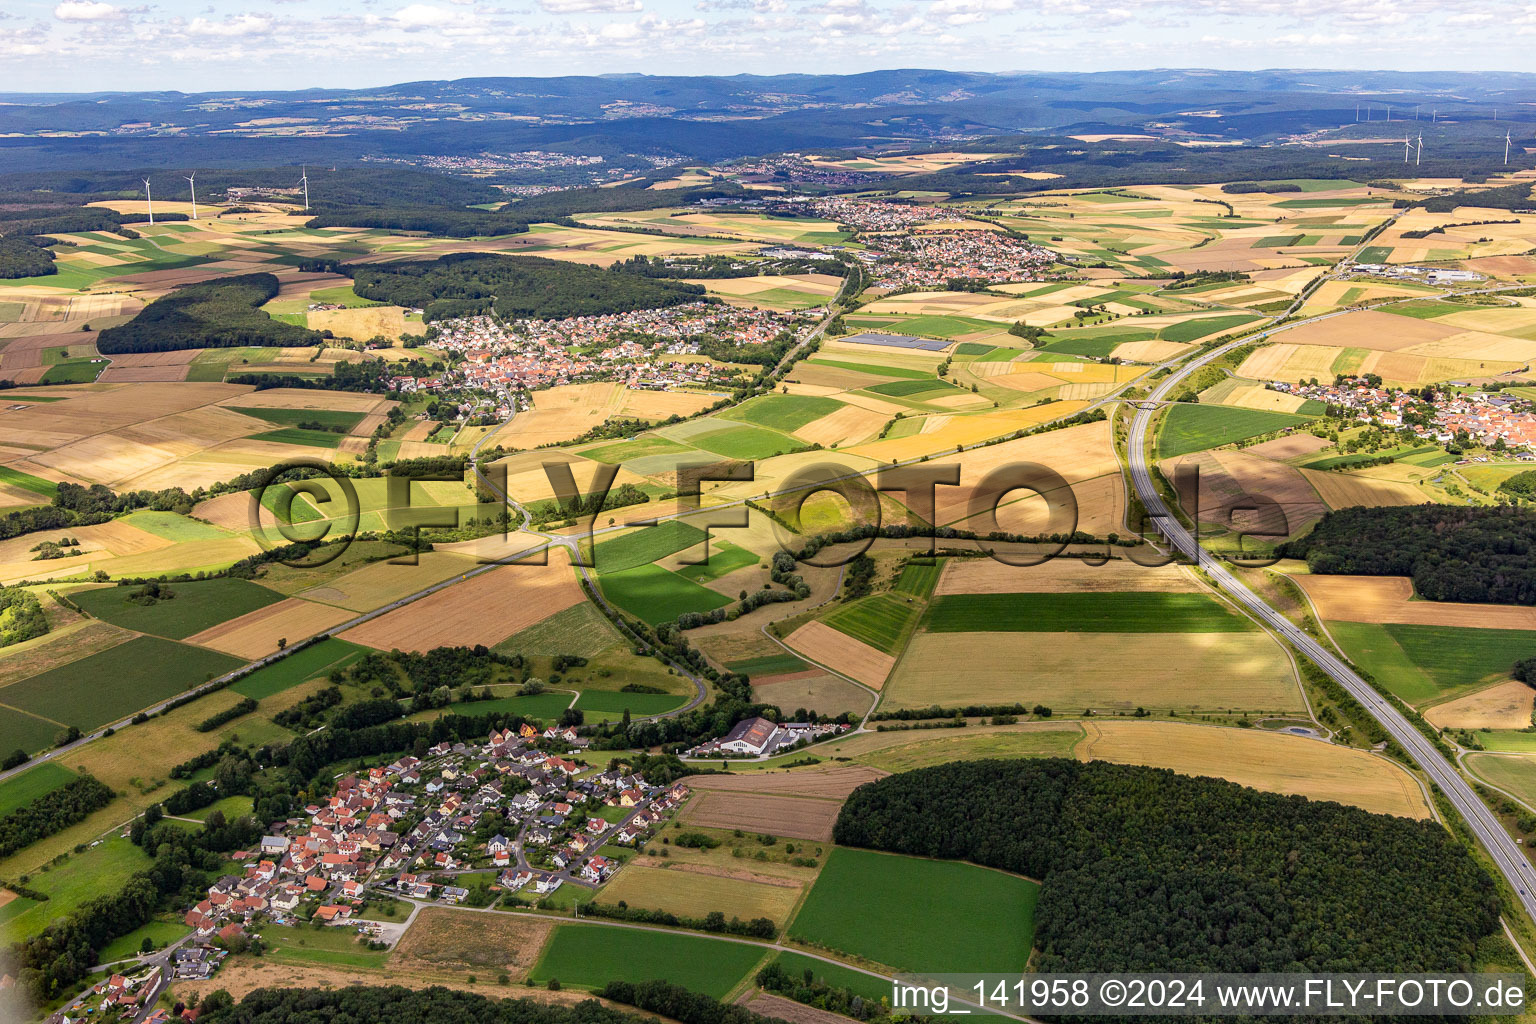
top-left (685, 763), bottom-right (887, 799)
top-left (784, 621), bottom-right (894, 688)
top-left (187, 597), bottom-right (354, 659)
top-left (678, 790), bottom-right (841, 840)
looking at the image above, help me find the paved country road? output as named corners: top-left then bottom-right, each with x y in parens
top-left (1125, 295), bottom-right (1536, 930)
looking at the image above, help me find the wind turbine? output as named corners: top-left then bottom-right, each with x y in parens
top-left (1404, 136), bottom-right (1412, 163)
top-left (1386, 104), bottom-right (1392, 121)
top-left (1507, 130), bottom-right (1513, 166)
top-left (143, 178), bottom-right (154, 226)
top-left (185, 172), bottom-right (197, 220)
top-left (299, 166), bottom-right (310, 212)
top-left (1416, 133), bottom-right (1423, 166)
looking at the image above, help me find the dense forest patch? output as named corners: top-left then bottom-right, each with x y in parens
top-left (96, 272), bottom-right (326, 354)
top-left (350, 253), bottom-right (707, 322)
top-left (0, 237), bottom-right (56, 279)
top-left (834, 758), bottom-right (1497, 972)
top-left (1277, 505), bottom-right (1536, 605)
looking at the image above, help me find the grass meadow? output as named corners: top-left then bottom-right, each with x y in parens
top-left (923, 592), bottom-right (1253, 633)
top-left (1157, 405), bottom-right (1317, 459)
top-left (528, 923), bottom-right (766, 997)
top-left (69, 578), bottom-right (284, 639)
top-left (787, 847), bottom-right (1038, 972)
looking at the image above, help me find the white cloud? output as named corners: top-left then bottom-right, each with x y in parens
top-left (186, 13), bottom-right (274, 37)
top-left (392, 3), bottom-right (460, 27)
top-left (54, 1), bottom-right (125, 21)
top-left (540, 0), bottom-right (642, 12)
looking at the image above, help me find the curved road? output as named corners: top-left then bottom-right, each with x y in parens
top-left (1126, 318), bottom-right (1536, 927)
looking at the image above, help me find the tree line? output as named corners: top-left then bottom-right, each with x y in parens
top-left (1277, 505), bottom-right (1536, 605)
top-left (0, 775), bottom-right (114, 859)
top-left (835, 759), bottom-right (1498, 973)
top-left (349, 253), bottom-right (707, 322)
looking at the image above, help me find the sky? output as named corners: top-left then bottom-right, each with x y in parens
top-left (3, 0), bottom-right (1535, 93)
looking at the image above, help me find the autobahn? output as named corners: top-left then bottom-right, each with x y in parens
top-left (1125, 320), bottom-right (1536, 927)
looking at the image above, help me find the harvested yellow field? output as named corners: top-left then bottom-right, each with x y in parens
top-left (1235, 343), bottom-right (1342, 382)
top-left (935, 555), bottom-right (1198, 595)
top-left (1284, 309), bottom-right (1461, 351)
top-left (784, 620), bottom-right (894, 688)
top-left (1300, 467), bottom-right (1425, 508)
top-left (489, 382), bottom-right (624, 448)
top-left (493, 450), bottom-right (646, 506)
top-left (307, 305), bottom-right (409, 341)
top-left (1436, 307), bottom-right (1536, 334)
top-left (1076, 721), bottom-right (1431, 819)
top-left (186, 597), bottom-right (355, 658)
top-left (846, 401), bottom-right (1088, 464)
top-left (1402, 330), bottom-right (1536, 363)
top-left (1423, 680), bottom-right (1535, 731)
top-left (216, 387), bottom-right (386, 413)
top-left (886, 632), bottom-right (1302, 712)
top-left (619, 388), bottom-right (723, 420)
top-left (340, 549), bottom-right (584, 652)
top-left (1222, 383), bottom-right (1309, 413)
top-left (792, 403), bottom-right (890, 447)
top-left (298, 551), bottom-right (484, 612)
top-left (596, 862), bottom-right (803, 924)
top-left (0, 517), bottom-right (167, 565)
top-left (1294, 574), bottom-right (1536, 629)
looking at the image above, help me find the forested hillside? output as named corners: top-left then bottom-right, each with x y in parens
top-left (1276, 505), bottom-right (1536, 604)
top-left (0, 237), bottom-right (56, 278)
top-left (96, 273), bottom-right (326, 353)
top-left (350, 253), bottom-right (707, 321)
top-left (835, 759), bottom-right (1498, 972)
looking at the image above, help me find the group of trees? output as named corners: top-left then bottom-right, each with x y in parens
top-left (0, 237), bottom-right (56, 278)
top-left (0, 480), bottom-right (196, 543)
top-left (0, 775), bottom-right (113, 858)
top-left (0, 587), bottom-right (48, 647)
top-left (350, 253), bottom-right (707, 322)
top-left (1277, 505), bottom-right (1536, 605)
top-left (96, 272), bottom-right (327, 354)
top-left (340, 645), bottom-right (524, 703)
top-left (836, 759), bottom-right (1498, 972)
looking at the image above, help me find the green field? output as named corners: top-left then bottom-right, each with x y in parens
top-left (529, 923), bottom-right (766, 997)
top-left (308, 285), bottom-right (383, 308)
top-left (598, 564), bottom-right (734, 626)
top-left (262, 921), bottom-right (391, 968)
top-left (0, 762), bottom-right (77, 817)
top-left (0, 709), bottom-right (65, 760)
top-left (1, 636), bottom-right (244, 731)
top-left (823, 593), bottom-right (924, 654)
top-left (232, 638), bottom-right (369, 698)
top-left (117, 510), bottom-right (232, 543)
top-left (2, 836), bottom-right (153, 941)
top-left (1158, 314), bottom-right (1261, 344)
top-left (727, 652), bottom-right (809, 678)
top-left (497, 602), bottom-right (625, 659)
top-left (574, 689), bottom-right (690, 718)
top-left (1157, 405), bottom-right (1317, 459)
top-left (1328, 621), bottom-right (1536, 703)
top-left (722, 394), bottom-right (844, 432)
top-left (590, 520), bottom-right (708, 574)
top-left (0, 466), bottom-right (58, 501)
top-left (892, 560), bottom-right (942, 599)
top-left (229, 406), bottom-right (367, 431)
top-left (788, 847), bottom-right (1038, 972)
top-left (1386, 301), bottom-right (1469, 321)
top-left (69, 578), bottom-right (284, 638)
top-left (583, 435), bottom-right (695, 464)
top-left (674, 540), bottom-right (759, 584)
top-left (98, 919), bottom-right (192, 962)
top-left (689, 424), bottom-right (804, 460)
top-left (924, 592), bottom-right (1254, 633)
top-left (251, 427), bottom-right (348, 449)
top-left (865, 379), bottom-right (963, 399)
top-left (411, 692), bottom-right (574, 724)
top-left (40, 358), bottom-right (107, 385)
top-left (764, 952), bottom-right (891, 1002)
top-left (810, 357), bottom-right (930, 380)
